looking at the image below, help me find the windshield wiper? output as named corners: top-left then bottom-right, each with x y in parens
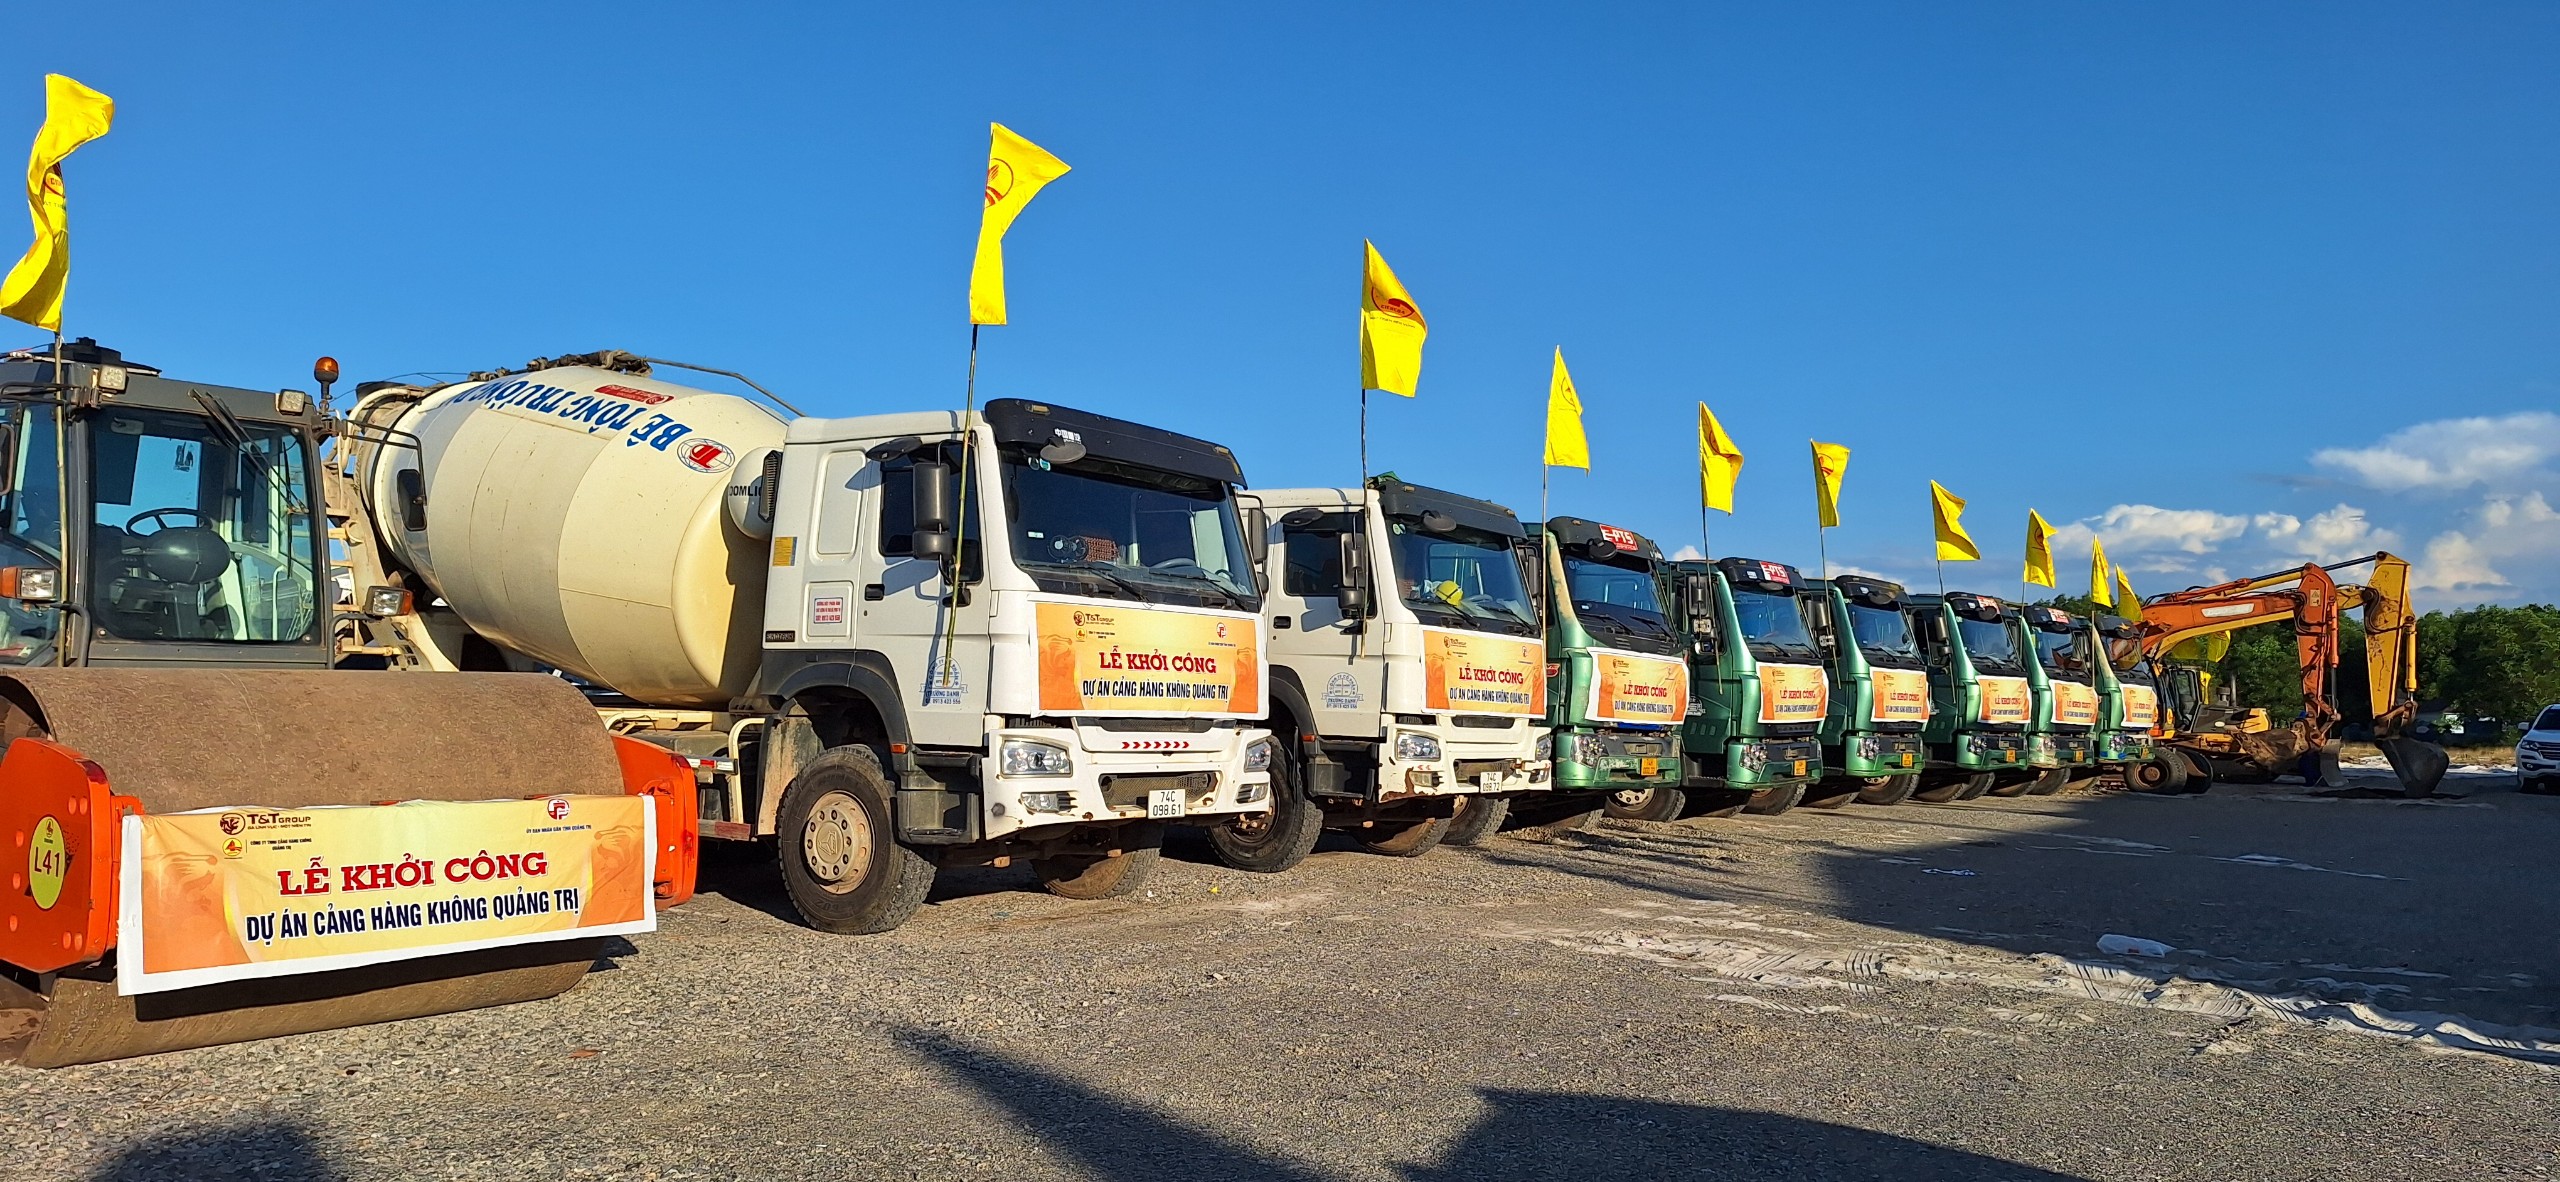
top-left (1041, 561), bottom-right (1149, 602)
top-left (1144, 567), bottom-right (1252, 611)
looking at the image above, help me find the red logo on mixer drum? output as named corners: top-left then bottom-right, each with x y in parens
top-left (680, 439), bottom-right (736, 474)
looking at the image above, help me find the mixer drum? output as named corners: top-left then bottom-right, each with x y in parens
top-left (365, 367), bottom-right (787, 706)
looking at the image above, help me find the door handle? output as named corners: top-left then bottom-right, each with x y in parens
top-left (863, 584), bottom-right (885, 601)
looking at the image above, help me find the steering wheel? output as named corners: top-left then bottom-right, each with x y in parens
top-left (127, 507), bottom-right (211, 536)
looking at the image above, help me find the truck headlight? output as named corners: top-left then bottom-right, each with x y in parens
top-left (1575, 733), bottom-right (1611, 766)
top-left (1000, 739), bottom-right (1073, 777)
top-left (1853, 734), bottom-right (1882, 760)
top-left (1739, 744), bottom-right (1770, 773)
top-left (1394, 732), bottom-right (1442, 762)
top-left (1534, 732), bottom-right (1553, 761)
top-left (1244, 738), bottom-right (1275, 773)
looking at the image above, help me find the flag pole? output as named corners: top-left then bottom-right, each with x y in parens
top-left (1935, 556), bottom-right (1946, 596)
top-left (940, 322), bottom-right (983, 690)
top-left (1699, 503), bottom-right (1710, 564)
top-left (1817, 525), bottom-right (1830, 581)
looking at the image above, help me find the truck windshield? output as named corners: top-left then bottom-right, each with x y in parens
top-left (1387, 519), bottom-right (1537, 636)
top-left (2104, 633), bottom-right (2146, 673)
top-left (1846, 602), bottom-right (1920, 666)
top-left (1562, 555), bottom-right (1676, 653)
top-left (0, 403), bottom-right (64, 662)
top-left (1002, 453), bottom-right (1259, 612)
top-left (87, 407), bottom-right (317, 643)
top-left (1957, 617), bottom-right (2022, 673)
top-left (1732, 588), bottom-right (1819, 661)
top-left (2035, 627), bottom-right (2092, 679)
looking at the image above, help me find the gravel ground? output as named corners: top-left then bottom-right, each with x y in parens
top-left (5, 763), bottom-right (2556, 1181)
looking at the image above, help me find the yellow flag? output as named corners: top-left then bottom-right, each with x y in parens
top-left (1698, 403), bottom-right (1743, 512)
top-left (1359, 240), bottom-right (1427, 396)
top-left (1543, 348), bottom-right (1588, 469)
top-left (1930, 481), bottom-right (1979, 561)
top-left (2089, 537), bottom-right (2114, 606)
top-left (1811, 441), bottom-right (1849, 528)
top-left (2023, 510), bottom-right (2057, 588)
top-left (2115, 565), bottom-right (2141, 621)
top-left (1, 75), bottom-right (114, 333)
top-left (967, 123), bottom-right (1071, 327)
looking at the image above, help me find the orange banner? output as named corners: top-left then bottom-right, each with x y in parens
top-left (2054, 680), bottom-right (2101, 727)
top-left (1757, 662), bottom-right (1830, 724)
top-left (1422, 627), bottom-right (1545, 716)
top-left (2120, 683), bottom-right (2159, 730)
top-left (1586, 648), bottom-right (1689, 724)
top-left (1867, 667), bottom-right (1931, 723)
top-left (1978, 675), bottom-right (2031, 724)
top-left (119, 796), bottom-right (654, 996)
top-left (1035, 599), bottom-right (1262, 717)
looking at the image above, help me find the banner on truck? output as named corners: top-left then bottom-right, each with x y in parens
top-left (1757, 663), bottom-right (1829, 724)
top-left (119, 795), bottom-right (655, 996)
top-left (1586, 648), bottom-right (1688, 724)
top-left (1035, 599), bottom-right (1262, 717)
top-left (2054, 681), bottom-right (2101, 727)
top-left (1979, 675), bottom-right (2032, 724)
top-left (1868, 667), bottom-right (1931, 723)
top-left (1422, 628), bottom-right (1544, 716)
top-left (2120, 684), bottom-right (2159, 730)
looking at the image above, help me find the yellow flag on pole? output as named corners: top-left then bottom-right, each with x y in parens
top-left (1811, 441), bottom-right (1849, 528)
top-left (2115, 565), bottom-right (2141, 621)
top-left (967, 123), bottom-right (1070, 327)
top-left (2023, 510), bottom-right (2057, 588)
top-left (1359, 240), bottom-right (1427, 396)
top-left (2089, 537), bottom-right (2114, 606)
top-left (1698, 403), bottom-right (1743, 512)
top-left (1, 75), bottom-right (113, 333)
top-left (1543, 348), bottom-right (1588, 469)
top-left (1930, 481), bottom-right (1979, 561)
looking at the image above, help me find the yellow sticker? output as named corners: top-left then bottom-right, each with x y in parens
top-left (1900, 752), bottom-right (1915, 767)
top-left (771, 536), bottom-right (797, 567)
top-left (28, 814), bottom-right (66, 911)
top-left (1639, 757), bottom-right (1660, 776)
top-left (1791, 759), bottom-right (1807, 776)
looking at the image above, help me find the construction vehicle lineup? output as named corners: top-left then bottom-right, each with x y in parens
top-left (0, 341), bottom-right (2455, 1069)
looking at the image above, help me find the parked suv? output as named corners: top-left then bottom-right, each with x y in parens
top-left (2520, 705), bottom-right (2560, 795)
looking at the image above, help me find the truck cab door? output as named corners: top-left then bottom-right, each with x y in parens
top-left (1270, 505), bottom-right (1381, 736)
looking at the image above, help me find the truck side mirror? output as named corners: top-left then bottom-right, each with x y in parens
top-left (1242, 506), bottom-right (1269, 582)
top-left (910, 460), bottom-right (954, 559)
top-left (1336, 529), bottom-right (1369, 620)
top-left (0, 421), bottom-right (15, 497)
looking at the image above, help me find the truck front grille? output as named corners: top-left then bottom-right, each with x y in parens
top-left (1100, 772), bottom-right (1218, 811)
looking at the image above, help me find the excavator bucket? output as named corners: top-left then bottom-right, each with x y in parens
top-left (0, 668), bottom-right (696, 1068)
top-left (2375, 736), bottom-right (2450, 799)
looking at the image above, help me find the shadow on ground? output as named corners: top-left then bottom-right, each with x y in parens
top-left (896, 1024), bottom-right (2081, 1181)
top-left (86, 1121), bottom-right (344, 1181)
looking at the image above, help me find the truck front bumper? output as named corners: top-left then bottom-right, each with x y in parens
top-left (1708, 738), bottom-right (1823, 788)
top-left (1839, 732), bottom-right (1925, 778)
top-left (2026, 731), bottom-right (2096, 771)
top-left (2097, 730), bottom-right (2155, 763)
top-left (980, 724), bottom-right (1274, 840)
top-left (1554, 727), bottom-right (1681, 790)
top-left (1379, 723), bottom-right (1551, 799)
top-left (1952, 730), bottom-right (2029, 771)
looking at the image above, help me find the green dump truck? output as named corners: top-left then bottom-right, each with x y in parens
top-left (1521, 517), bottom-right (1688, 831)
top-left (1907, 591), bottom-right (2034, 803)
top-left (1999, 603), bottom-right (2099, 796)
top-left (1606, 557), bottom-right (1827, 820)
top-left (2091, 613), bottom-right (2163, 779)
top-left (1802, 575), bottom-right (1932, 807)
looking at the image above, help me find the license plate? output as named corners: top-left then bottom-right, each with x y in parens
top-left (1639, 757), bottom-right (1659, 776)
top-left (1147, 788), bottom-right (1185, 819)
top-left (1791, 759), bottom-right (1807, 776)
top-left (2003, 750), bottom-right (2018, 763)
top-left (1899, 752), bottom-right (1915, 767)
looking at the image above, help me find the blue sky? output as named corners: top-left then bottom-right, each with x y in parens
top-left (26, 2), bottom-right (2560, 607)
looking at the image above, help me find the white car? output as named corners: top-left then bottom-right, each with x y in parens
top-left (2521, 705), bottom-right (2560, 795)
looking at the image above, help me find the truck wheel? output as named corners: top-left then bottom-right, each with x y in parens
top-left (2179, 750), bottom-right (2218, 795)
top-left (1360, 814), bottom-right (1451, 857)
top-left (1857, 774), bottom-right (1919, 806)
top-left (1742, 782), bottom-right (1805, 815)
top-left (1799, 781), bottom-right (1859, 809)
top-left (775, 747), bottom-right (937, 935)
top-left (1910, 772), bottom-right (1971, 804)
top-left (1693, 790), bottom-right (1751, 819)
top-left (1205, 748), bottom-right (1323, 873)
top-left (1508, 797), bottom-right (1605, 837)
top-left (1986, 771), bottom-right (2038, 797)
top-left (1034, 822), bottom-right (1164, 900)
top-left (2022, 768), bottom-right (2072, 795)
top-left (1604, 786), bottom-right (1686, 822)
top-left (1955, 772), bottom-right (2000, 800)
top-left (1442, 795), bottom-right (1510, 846)
top-left (2127, 752), bottom-right (2189, 794)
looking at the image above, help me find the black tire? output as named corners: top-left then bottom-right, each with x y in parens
top-left (1442, 794), bottom-right (1510, 845)
top-left (1742, 782), bottom-right (1805, 815)
top-left (1604, 786), bottom-right (1687, 822)
top-left (2126, 751), bottom-right (2190, 794)
top-left (775, 747), bottom-right (936, 935)
top-left (1954, 772), bottom-right (2000, 800)
top-left (1033, 821), bottom-right (1163, 900)
top-left (1205, 744), bottom-right (1322, 873)
top-left (1910, 771), bottom-right (1971, 804)
top-left (2179, 750), bottom-right (2217, 795)
top-left (1799, 781), bottom-right (1859, 810)
top-left (1985, 770), bottom-right (2034, 797)
top-left (1508, 797), bottom-right (1606, 837)
top-left (2022, 768), bottom-right (2072, 796)
top-left (1857, 774), bottom-right (1920, 806)
top-left (1361, 813), bottom-right (1451, 857)
top-left (1693, 789), bottom-right (1751, 819)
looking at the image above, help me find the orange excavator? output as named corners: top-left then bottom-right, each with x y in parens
top-left (2128, 552), bottom-right (2447, 798)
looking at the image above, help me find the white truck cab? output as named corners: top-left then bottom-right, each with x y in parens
top-left (1203, 478), bottom-right (1551, 871)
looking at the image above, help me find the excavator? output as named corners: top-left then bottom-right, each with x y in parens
top-left (2128, 552), bottom-right (2447, 798)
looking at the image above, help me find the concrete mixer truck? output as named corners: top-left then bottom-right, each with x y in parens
top-left (0, 341), bottom-right (698, 1068)
top-left (334, 353), bottom-right (1275, 935)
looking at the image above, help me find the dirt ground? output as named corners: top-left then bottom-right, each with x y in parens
top-left (5, 762), bottom-right (2555, 1181)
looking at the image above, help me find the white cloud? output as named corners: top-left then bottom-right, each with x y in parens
top-left (2414, 531), bottom-right (2508, 592)
top-left (2311, 411), bottom-right (2560, 493)
top-left (1668, 545), bottom-right (1703, 562)
top-left (2252, 503), bottom-right (2400, 561)
top-left (2480, 490), bottom-right (2559, 530)
top-left (2057, 504), bottom-right (2249, 555)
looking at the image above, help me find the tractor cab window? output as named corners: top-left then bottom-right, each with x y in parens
top-left (0, 403), bottom-right (64, 662)
top-left (87, 408), bottom-right (317, 643)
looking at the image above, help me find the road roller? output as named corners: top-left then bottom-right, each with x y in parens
top-left (0, 342), bottom-right (696, 1067)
